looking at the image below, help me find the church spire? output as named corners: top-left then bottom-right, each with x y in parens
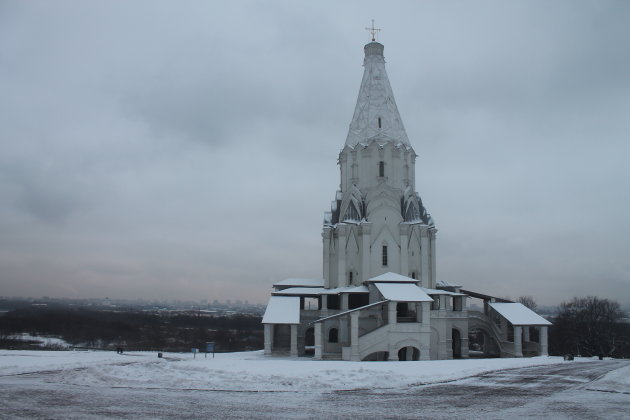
top-left (345, 38), bottom-right (410, 148)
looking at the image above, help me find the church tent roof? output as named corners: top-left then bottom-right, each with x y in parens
top-left (488, 302), bottom-right (552, 326)
top-left (367, 272), bottom-right (417, 283)
top-left (345, 42), bottom-right (410, 148)
top-left (375, 283), bottom-right (433, 302)
top-left (262, 296), bottom-right (300, 324)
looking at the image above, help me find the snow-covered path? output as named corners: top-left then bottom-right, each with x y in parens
top-left (0, 350), bottom-right (628, 419)
top-left (0, 350), bottom-right (600, 392)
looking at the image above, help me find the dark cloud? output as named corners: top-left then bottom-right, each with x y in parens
top-left (0, 1), bottom-right (628, 305)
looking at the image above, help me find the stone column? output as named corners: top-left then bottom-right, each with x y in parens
top-left (341, 293), bottom-right (349, 311)
top-left (415, 302), bottom-right (422, 323)
top-left (500, 317), bottom-right (508, 341)
top-left (387, 301), bottom-right (398, 361)
top-left (514, 326), bottom-right (523, 357)
top-left (523, 326), bottom-right (530, 342)
top-left (350, 312), bottom-right (360, 361)
top-left (422, 302), bottom-right (431, 328)
top-left (429, 229), bottom-right (437, 286)
top-left (314, 323), bottom-right (322, 360)
top-left (539, 326), bottom-right (548, 356)
top-left (339, 317), bottom-right (348, 344)
top-left (443, 295), bottom-right (451, 311)
top-left (388, 301), bottom-right (397, 325)
top-left (321, 295), bottom-right (329, 317)
top-left (337, 224), bottom-right (347, 287)
top-left (361, 223), bottom-right (371, 281)
top-left (420, 229), bottom-right (429, 286)
top-left (400, 224), bottom-right (409, 275)
top-left (388, 343), bottom-right (398, 361)
top-left (420, 346), bottom-right (430, 361)
top-left (322, 229), bottom-right (331, 288)
top-left (461, 336), bottom-right (470, 358)
top-left (264, 324), bottom-right (273, 355)
top-left (290, 324), bottom-right (298, 357)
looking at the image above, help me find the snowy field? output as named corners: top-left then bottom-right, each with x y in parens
top-left (1, 350), bottom-right (629, 419)
top-left (0, 349), bottom-right (598, 392)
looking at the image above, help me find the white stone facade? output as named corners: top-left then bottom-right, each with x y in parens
top-left (262, 40), bottom-right (550, 361)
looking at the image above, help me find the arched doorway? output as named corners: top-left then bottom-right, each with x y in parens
top-left (468, 327), bottom-right (486, 357)
top-left (328, 328), bottom-right (338, 343)
top-left (397, 346), bottom-right (420, 361)
top-left (452, 328), bottom-right (462, 359)
top-left (304, 327), bottom-right (315, 355)
top-left (305, 327), bottom-right (314, 346)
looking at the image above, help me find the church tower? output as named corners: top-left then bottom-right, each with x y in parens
top-left (322, 40), bottom-right (437, 289)
top-left (264, 35), bottom-right (550, 361)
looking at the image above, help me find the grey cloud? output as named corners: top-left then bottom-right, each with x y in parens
top-left (0, 0), bottom-right (628, 305)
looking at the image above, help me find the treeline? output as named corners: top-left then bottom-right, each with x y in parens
top-left (0, 307), bottom-right (263, 352)
top-left (549, 296), bottom-right (630, 358)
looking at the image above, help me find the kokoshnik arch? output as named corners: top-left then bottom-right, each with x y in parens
top-left (262, 35), bottom-right (551, 361)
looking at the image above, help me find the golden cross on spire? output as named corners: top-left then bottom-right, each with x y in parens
top-left (365, 19), bottom-right (381, 42)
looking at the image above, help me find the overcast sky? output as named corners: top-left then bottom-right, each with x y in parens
top-left (1, 1), bottom-right (629, 306)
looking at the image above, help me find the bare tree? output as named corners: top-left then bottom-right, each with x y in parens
top-left (517, 296), bottom-right (538, 312)
top-left (551, 296), bottom-right (626, 357)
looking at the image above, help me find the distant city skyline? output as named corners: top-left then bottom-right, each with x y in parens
top-left (1, 1), bottom-right (628, 305)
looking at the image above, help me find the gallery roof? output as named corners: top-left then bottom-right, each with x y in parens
top-left (262, 296), bottom-right (300, 325)
top-left (273, 278), bottom-right (324, 288)
top-left (272, 285), bottom-right (369, 296)
top-left (421, 287), bottom-right (466, 296)
top-left (375, 283), bottom-right (433, 302)
top-left (489, 302), bottom-right (552, 326)
top-left (366, 272), bottom-right (417, 283)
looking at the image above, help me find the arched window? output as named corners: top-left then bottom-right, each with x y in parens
top-left (382, 245), bottom-right (388, 266)
top-left (379, 161), bottom-right (384, 177)
top-left (411, 272), bottom-right (416, 279)
top-left (378, 117), bottom-right (382, 128)
top-left (328, 328), bottom-right (339, 343)
top-left (348, 271), bottom-right (353, 284)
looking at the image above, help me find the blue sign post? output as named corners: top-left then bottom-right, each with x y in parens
top-left (206, 342), bottom-right (215, 358)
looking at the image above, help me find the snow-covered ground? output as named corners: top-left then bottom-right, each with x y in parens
top-left (1, 350), bottom-right (629, 419)
top-left (0, 349), bottom-right (610, 392)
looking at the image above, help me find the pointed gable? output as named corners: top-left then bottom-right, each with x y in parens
top-left (345, 42), bottom-right (410, 148)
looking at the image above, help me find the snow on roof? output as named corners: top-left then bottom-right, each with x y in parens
top-left (436, 279), bottom-right (463, 288)
top-left (375, 283), bottom-right (433, 302)
top-left (488, 302), bottom-right (552, 326)
top-left (367, 272), bottom-right (417, 283)
top-left (273, 285), bottom-right (369, 296)
top-left (273, 287), bottom-right (327, 296)
top-left (421, 287), bottom-right (465, 296)
top-left (262, 296), bottom-right (300, 324)
top-left (273, 278), bottom-right (324, 288)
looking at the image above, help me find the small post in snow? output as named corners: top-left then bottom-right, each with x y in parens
top-left (206, 342), bottom-right (215, 358)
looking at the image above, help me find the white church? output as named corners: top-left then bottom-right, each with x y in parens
top-left (262, 36), bottom-right (551, 361)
